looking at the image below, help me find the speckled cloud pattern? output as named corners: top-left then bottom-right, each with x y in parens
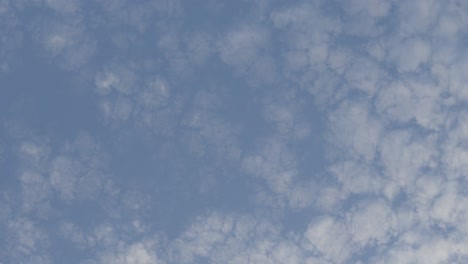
top-left (0, 0), bottom-right (467, 263)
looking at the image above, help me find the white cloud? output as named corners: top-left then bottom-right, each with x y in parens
top-left (344, 0), bottom-right (391, 17)
top-left (329, 159), bottom-right (384, 196)
top-left (413, 174), bottom-right (444, 208)
top-left (178, 89), bottom-right (242, 162)
top-left (15, 134), bottom-right (110, 217)
top-left (7, 217), bottom-right (49, 256)
top-left (217, 23), bottom-right (277, 85)
top-left (183, 31), bottom-right (215, 66)
top-left (272, 2), bottom-right (340, 81)
top-left (376, 230), bottom-right (463, 264)
top-left (136, 78), bottom-right (170, 110)
top-left (19, 170), bottom-right (52, 215)
top-left (347, 198), bottom-right (396, 246)
top-left (375, 80), bottom-right (444, 129)
top-left (100, 97), bottom-right (134, 122)
top-left (442, 145), bottom-right (468, 180)
top-left (45, 0), bottom-right (80, 14)
top-left (303, 216), bottom-right (354, 263)
top-left (344, 56), bottom-right (383, 95)
top-left (89, 223), bottom-right (120, 249)
top-left (94, 64), bottom-right (181, 139)
top-left (379, 130), bottom-right (438, 193)
top-left (218, 24), bottom-right (268, 69)
top-left (0, 0), bottom-right (10, 15)
top-left (341, 0), bottom-right (390, 36)
top-left (430, 181), bottom-right (460, 225)
top-left (390, 37), bottom-right (431, 73)
top-left (447, 59), bottom-right (468, 103)
top-left (4, 0), bottom-right (468, 263)
top-left (241, 137), bottom-right (297, 200)
top-left (59, 221), bottom-right (87, 249)
top-left (314, 185), bottom-right (345, 212)
top-left (95, 65), bottom-right (138, 96)
top-left (168, 212), bottom-right (312, 264)
top-left (288, 180), bottom-right (318, 209)
top-left (171, 213), bottom-right (234, 262)
top-left (327, 100), bottom-right (382, 162)
top-left (95, 71), bottom-right (120, 96)
top-left (18, 141), bottom-right (51, 170)
top-left (261, 91), bottom-right (312, 140)
top-left (434, 14), bottom-right (461, 39)
top-left (397, 0), bottom-right (441, 35)
top-left (271, 2), bottom-right (340, 37)
top-left (0, 141), bottom-right (4, 164)
top-left (50, 156), bottom-right (81, 200)
top-left (101, 241), bottom-right (162, 264)
top-left (366, 40), bottom-right (386, 62)
top-left (0, 7), bottom-right (22, 75)
top-left (34, 19), bottom-right (96, 70)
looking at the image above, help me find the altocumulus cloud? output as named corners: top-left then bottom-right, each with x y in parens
top-left (1, 0), bottom-right (468, 263)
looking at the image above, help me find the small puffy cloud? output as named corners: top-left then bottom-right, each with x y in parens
top-left (18, 141), bottom-right (51, 170)
top-left (327, 100), bottom-right (382, 162)
top-left (171, 213), bottom-right (234, 262)
top-left (347, 198), bottom-right (396, 246)
top-left (375, 80), bottom-right (444, 129)
top-left (7, 217), bottom-right (49, 257)
top-left (50, 156), bottom-right (82, 200)
top-left (241, 137), bottom-right (297, 199)
top-left (19, 170), bottom-right (52, 215)
top-left (33, 19), bottom-right (96, 70)
top-left (95, 71), bottom-right (120, 96)
top-left (377, 231), bottom-right (461, 264)
top-left (272, 2), bottom-right (340, 79)
top-left (288, 180), bottom-right (319, 209)
top-left (218, 24), bottom-right (268, 69)
top-left (15, 134), bottom-right (110, 221)
top-left (441, 110), bottom-right (468, 179)
top-left (303, 216), bottom-right (354, 263)
top-left (445, 58), bottom-right (468, 103)
top-left (217, 23), bottom-right (277, 85)
top-left (182, 31), bottom-right (216, 67)
top-left (413, 174), bottom-right (444, 207)
top-left (59, 221), bottom-right (87, 249)
top-left (389, 37), bottom-right (431, 73)
top-left (379, 130), bottom-right (438, 191)
top-left (430, 181), bottom-right (460, 225)
top-left (341, 0), bottom-right (391, 36)
top-left (179, 89), bottom-right (242, 162)
top-left (101, 241), bottom-right (162, 264)
top-left (329, 159), bottom-right (384, 196)
top-left (136, 78), bottom-right (170, 110)
top-left (95, 64), bottom-right (138, 96)
top-left (344, 56), bottom-right (384, 95)
top-left (261, 89), bottom-right (314, 140)
top-left (434, 14), bottom-right (461, 39)
top-left (397, 0), bottom-right (441, 35)
top-left (100, 97), bottom-right (134, 122)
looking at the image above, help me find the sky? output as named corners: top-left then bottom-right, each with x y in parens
top-left (0, 0), bottom-right (468, 263)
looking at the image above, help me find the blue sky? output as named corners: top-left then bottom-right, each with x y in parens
top-left (1, 0), bottom-right (468, 263)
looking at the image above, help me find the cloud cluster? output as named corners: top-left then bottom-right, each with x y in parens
top-left (2, 0), bottom-right (468, 263)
